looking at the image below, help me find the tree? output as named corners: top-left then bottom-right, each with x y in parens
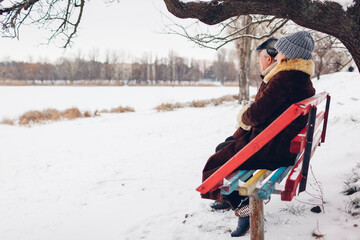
top-left (57, 57), bottom-right (75, 81)
top-left (103, 49), bottom-right (119, 81)
top-left (213, 49), bottom-right (237, 83)
top-left (168, 50), bottom-right (177, 85)
top-left (164, 14), bottom-right (287, 101)
top-left (88, 48), bottom-right (101, 80)
top-left (2, 0), bottom-right (359, 70)
top-left (312, 33), bottom-right (353, 79)
top-left (214, 48), bottom-right (227, 84)
top-left (188, 59), bottom-right (202, 82)
top-left (163, 0), bottom-right (360, 71)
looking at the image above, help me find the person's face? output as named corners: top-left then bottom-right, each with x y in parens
top-left (275, 52), bottom-right (287, 63)
top-left (257, 49), bottom-right (273, 72)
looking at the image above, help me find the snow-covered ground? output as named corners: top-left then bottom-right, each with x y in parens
top-left (0, 86), bottom-right (240, 120)
top-left (0, 72), bottom-right (359, 240)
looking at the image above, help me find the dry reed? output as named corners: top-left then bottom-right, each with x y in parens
top-left (60, 108), bottom-right (82, 119)
top-left (1, 118), bottom-right (15, 125)
top-left (99, 106), bottom-right (135, 113)
top-left (19, 108), bottom-right (61, 125)
top-left (155, 94), bottom-right (238, 112)
top-left (2, 104), bottom-right (136, 127)
top-left (110, 106), bottom-right (135, 113)
top-left (84, 111), bottom-right (92, 118)
top-left (155, 103), bottom-right (175, 112)
top-left (155, 102), bottom-right (185, 112)
top-left (190, 100), bottom-right (209, 108)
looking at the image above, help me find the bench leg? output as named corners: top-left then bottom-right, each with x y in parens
top-left (250, 192), bottom-right (264, 240)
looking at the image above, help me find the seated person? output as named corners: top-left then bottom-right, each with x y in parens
top-left (201, 31), bottom-right (316, 237)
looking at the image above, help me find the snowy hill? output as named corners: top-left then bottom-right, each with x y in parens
top-left (0, 72), bottom-right (359, 240)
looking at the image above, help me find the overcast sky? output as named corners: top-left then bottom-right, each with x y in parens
top-left (0, 0), bottom-right (220, 62)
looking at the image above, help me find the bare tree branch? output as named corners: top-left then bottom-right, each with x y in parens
top-left (163, 0), bottom-right (360, 71)
top-left (0, 0), bottom-right (86, 47)
top-left (63, 0), bottom-right (84, 48)
top-left (163, 11), bottom-right (288, 50)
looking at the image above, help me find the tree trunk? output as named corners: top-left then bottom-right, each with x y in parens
top-left (236, 15), bottom-right (252, 102)
top-left (317, 58), bottom-right (323, 80)
top-left (341, 38), bottom-right (360, 71)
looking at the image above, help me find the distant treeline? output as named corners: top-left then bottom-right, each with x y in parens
top-left (0, 55), bottom-right (238, 84)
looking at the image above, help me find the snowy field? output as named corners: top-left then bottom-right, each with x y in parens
top-left (0, 86), bottom-right (240, 120)
top-left (0, 72), bottom-right (359, 240)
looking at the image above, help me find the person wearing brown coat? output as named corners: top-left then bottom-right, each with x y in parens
top-left (203, 31), bottom-right (316, 237)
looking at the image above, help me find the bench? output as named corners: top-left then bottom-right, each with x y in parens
top-left (196, 92), bottom-right (331, 240)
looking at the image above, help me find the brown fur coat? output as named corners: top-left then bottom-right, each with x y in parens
top-left (202, 58), bottom-right (316, 200)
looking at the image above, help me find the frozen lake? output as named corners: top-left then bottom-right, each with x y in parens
top-left (0, 86), bottom-right (243, 119)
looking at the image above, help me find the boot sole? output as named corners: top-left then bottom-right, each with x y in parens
top-left (231, 226), bottom-right (250, 237)
top-left (211, 207), bottom-right (232, 211)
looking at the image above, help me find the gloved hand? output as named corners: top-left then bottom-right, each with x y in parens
top-left (236, 100), bottom-right (252, 131)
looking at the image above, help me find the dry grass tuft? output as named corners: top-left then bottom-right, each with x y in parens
top-left (1, 118), bottom-right (15, 125)
top-left (175, 103), bottom-right (185, 108)
top-left (6, 105), bottom-right (135, 127)
top-left (99, 106), bottom-right (135, 113)
top-left (44, 109), bottom-right (61, 121)
top-left (190, 100), bottom-right (209, 108)
top-left (210, 98), bottom-right (223, 106)
top-left (60, 108), bottom-right (82, 119)
top-left (19, 108), bottom-right (61, 125)
top-left (210, 95), bottom-right (238, 106)
top-left (110, 106), bottom-right (135, 113)
top-left (19, 111), bottom-right (43, 125)
top-left (155, 102), bottom-right (185, 112)
top-left (155, 94), bottom-right (238, 112)
top-left (99, 109), bottom-right (110, 113)
top-left (83, 111), bottom-right (92, 118)
top-left (155, 103), bottom-right (175, 112)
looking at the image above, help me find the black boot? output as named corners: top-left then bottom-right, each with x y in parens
top-left (210, 197), bottom-right (232, 210)
top-left (231, 200), bottom-right (250, 237)
top-left (231, 216), bottom-right (250, 237)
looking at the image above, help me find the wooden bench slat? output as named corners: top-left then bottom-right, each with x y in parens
top-left (257, 166), bottom-right (290, 200)
top-left (290, 111), bottom-right (325, 154)
top-left (209, 170), bottom-right (247, 192)
top-left (220, 170), bottom-right (256, 195)
top-left (281, 130), bottom-right (322, 201)
top-left (256, 152), bottom-right (303, 200)
top-left (239, 170), bottom-right (272, 196)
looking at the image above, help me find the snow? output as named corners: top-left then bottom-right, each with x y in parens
top-left (0, 86), bottom-right (239, 119)
top-left (289, 162), bottom-right (303, 181)
top-left (0, 72), bottom-right (360, 240)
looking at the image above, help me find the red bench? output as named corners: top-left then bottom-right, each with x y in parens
top-left (196, 92), bottom-right (331, 240)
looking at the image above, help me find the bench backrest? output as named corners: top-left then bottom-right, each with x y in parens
top-left (196, 92), bottom-right (331, 199)
top-left (281, 92), bottom-right (331, 200)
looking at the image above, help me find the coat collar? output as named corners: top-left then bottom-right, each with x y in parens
top-left (263, 58), bottom-right (315, 83)
top-left (261, 62), bottom-right (277, 80)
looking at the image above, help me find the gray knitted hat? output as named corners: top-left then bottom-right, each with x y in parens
top-left (274, 31), bottom-right (315, 60)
